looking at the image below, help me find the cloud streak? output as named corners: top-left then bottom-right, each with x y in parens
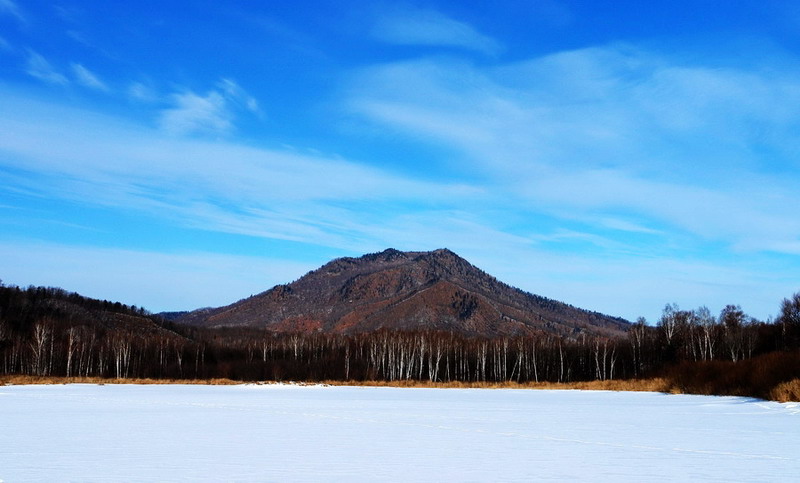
top-left (158, 79), bottom-right (261, 135)
top-left (70, 63), bottom-right (108, 91)
top-left (0, 86), bottom-right (480, 250)
top-left (372, 6), bottom-right (501, 55)
top-left (0, 0), bottom-right (24, 24)
top-left (127, 82), bottom-right (157, 102)
top-left (25, 50), bottom-right (68, 85)
top-left (159, 90), bottom-right (232, 135)
top-left (346, 46), bottom-right (800, 255)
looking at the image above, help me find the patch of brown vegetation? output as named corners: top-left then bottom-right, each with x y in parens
top-left (319, 378), bottom-right (673, 393)
top-left (0, 375), bottom-right (241, 386)
top-left (268, 316), bottom-right (323, 332)
top-left (769, 379), bottom-right (800, 403)
top-left (4, 375), bottom-right (794, 402)
top-left (0, 375), bottom-right (670, 393)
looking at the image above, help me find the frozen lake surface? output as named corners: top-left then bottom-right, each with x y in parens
top-left (1, 384), bottom-right (798, 481)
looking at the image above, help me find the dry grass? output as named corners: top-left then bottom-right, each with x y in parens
top-left (769, 378), bottom-right (800, 403)
top-left (0, 375), bottom-right (670, 393)
top-left (0, 375), bottom-right (242, 386)
top-left (5, 376), bottom-right (796, 402)
top-left (320, 378), bottom-right (673, 393)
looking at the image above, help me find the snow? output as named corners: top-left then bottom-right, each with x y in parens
top-left (0, 384), bottom-right (798, 481)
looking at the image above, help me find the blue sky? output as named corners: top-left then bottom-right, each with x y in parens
top-left (1, 1), bottom-right (799, 322)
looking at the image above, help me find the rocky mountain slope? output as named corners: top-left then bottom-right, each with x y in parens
top-left (176, 248), bottom-right (629, 338)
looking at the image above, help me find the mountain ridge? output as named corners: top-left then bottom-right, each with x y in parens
top-left (176, 248), bottom-right (629, 337)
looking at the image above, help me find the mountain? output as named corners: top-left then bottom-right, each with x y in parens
top-left (176, 248), bottom-right (629, 338)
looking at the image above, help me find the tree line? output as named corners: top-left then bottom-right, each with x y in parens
top-left (1, 282), bottom-right (799, 398)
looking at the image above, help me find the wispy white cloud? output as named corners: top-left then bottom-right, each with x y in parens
top-left (372, 6), bottom-right (501, 55)
top-left (66, 30), bottom-right (90, 45)
top-left (158, 79), bottom-right (262, 135)
top-left (127, 82), bottom-right (158, 102)
top-left (525, 168), bottom-right (800, 252)
top-left (159, 90), bottom-right (231, 135)
top-left (65, 30), bottom-right (121, 62)
top-left (345, 46), bottom-right (800, 255)
top-left (25, 50), bottom-right (68, 85)
top-left (0, 86), bottom-right (478, 247)
top-left (0, 0), bottom-right (25, 24)
top-left (596, 218), bottom-right (662, 235)
top-left (70, 63), bottom-right (109, 91)
top-left (0, 35), bottom-right (11, 52)
top-left (217, 78), bottom-right (261, 115)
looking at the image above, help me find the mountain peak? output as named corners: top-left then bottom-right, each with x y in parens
top-left (361, 248), bottom-right (409, 262)
top-left (424, 248), bottom-right (460, 260)
top-left (179, 249), bottom-right (629, 337)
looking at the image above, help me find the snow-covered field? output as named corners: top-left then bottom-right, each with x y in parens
top-left (0, 384), bottom-right (797, 481)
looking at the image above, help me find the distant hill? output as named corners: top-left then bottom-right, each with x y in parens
top-left (177, 248), bottom-right (629, 337)
top-left (0, 284), bottom-right (180, 338)
top-left (157, 311), bottom-right (191, 321)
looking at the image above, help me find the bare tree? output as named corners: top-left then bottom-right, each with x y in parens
top-left (29, 321), bottom-right (53, 376)
top-left (720, 305), bottom-right (745, 362)
top-left (695, 306), bottom-right (716, 361)
top-left (629, 317), bottom-right (647, 376)
top-left (658, 304), bottom-right (680, 345)
top-left (65, 327), bottom-right (79, 377)
top-left (778, 292), bottom-right (800, 348)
